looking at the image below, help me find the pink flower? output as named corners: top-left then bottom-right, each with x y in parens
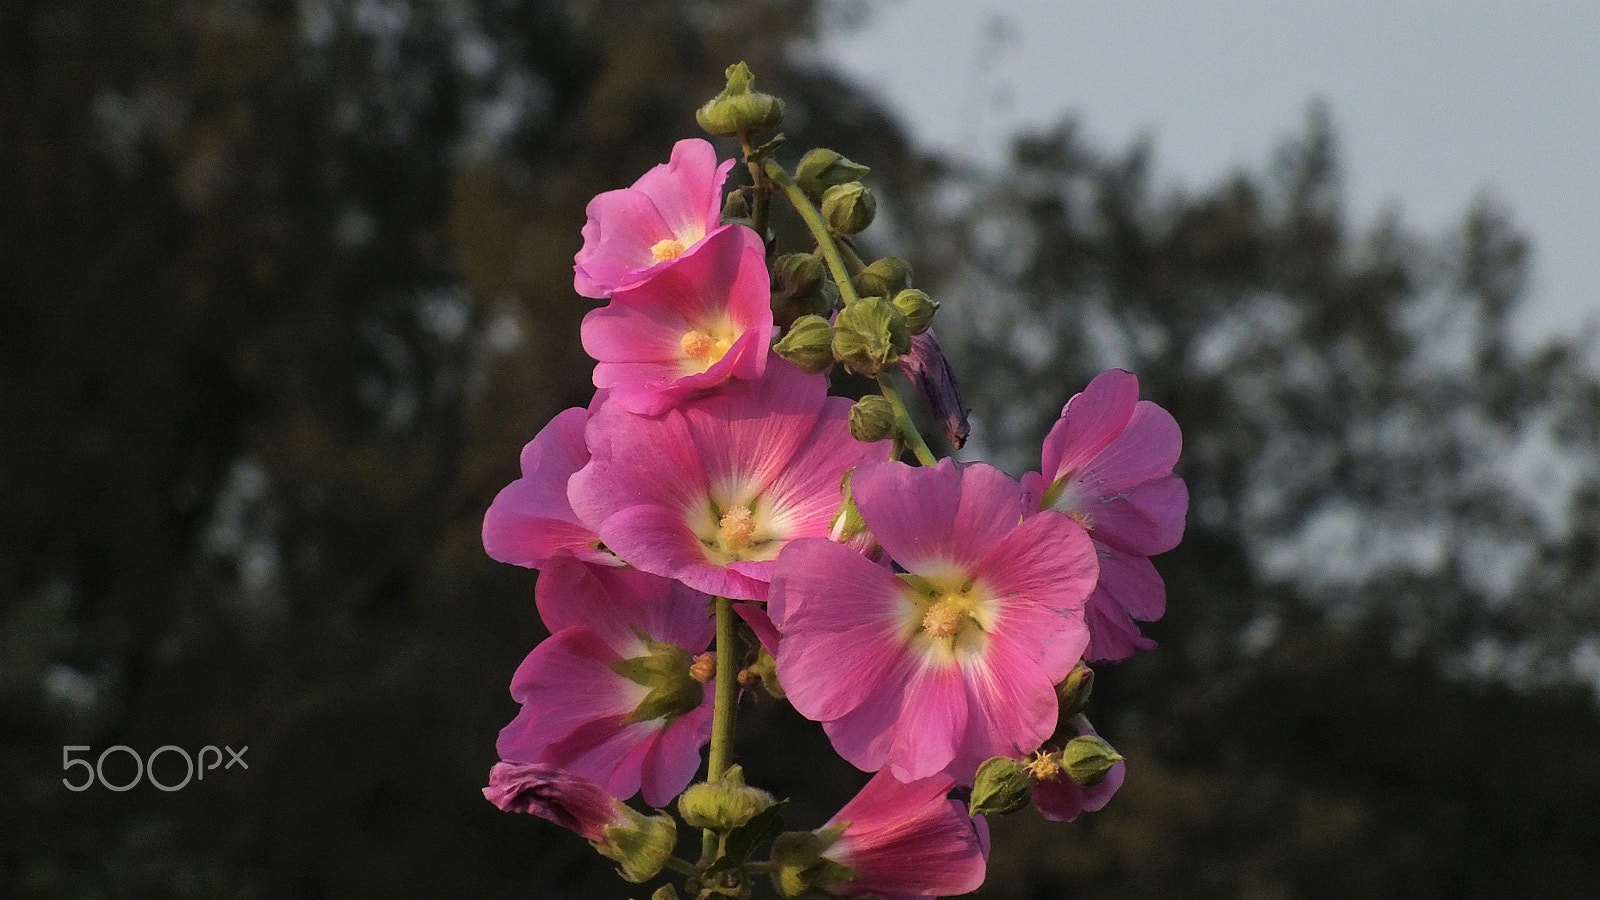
top-left (817, 771), bottom-right (989, 900)
top-left (495, 556), bottom-right (715, 807)
top-left (482, 404), bottom-right (618, 570)
top-left (574, 138), bottom-right (736, 299)
top-left (483, 761), bottom-right (624, 841)
top-left (1022, 369), bottom-right (1188, 662)
top-left (582, 224), bottom-right (774, 415)
top-left (568, 358), bottom-right (891, 601)
top-left (769, 458), bottom-right (1098, 783)
top-left (1031, 754), bottom-right (1125, 823)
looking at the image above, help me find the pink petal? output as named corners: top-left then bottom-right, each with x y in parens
top-left (483, 407), bottom-right (608, 568)
top-left (761, 396), bottom-right (892, 535)
top-left (639, 697), bottom-right (714, 807)
top-left (497, 628), bottom-right (644, 761)
top-left (974, 509), bottom-right (1098, 681)
top-left (1085, 473), bottom-right (1189, 556)
top-left (820, 651), bottom-right (921, 774)
top-left (733, 602), bottom-right (781, 655)
top-left (1067, 399), bottom-right (1183, 496)
top-left (678, 355), bottom-right (829, 493)
top-left (888, 663), bottom-right (969, 781)
top-left (851, 459), bottom-right (1025, 576)
top-left (1040, 369), bottom-right (1140, 483)
top-left (483, 762), bottom-right (621, 841)
top-left (947, 638), bottom-right (1059, 784)
top-left (569, 397), bottom-right (710, 526)
top-left (534, 555), bottom-right (713, 655)
top-left (541, 713), bottom-right (659, 802)
top-left (1082, 548), bottom-right (1165, 662)
top-left (825, 771), bottom-right (988, 899)
top-left (1033, 758), bottom-right (1126, 822)
top-left (634, 139), bottom-right (732, 238)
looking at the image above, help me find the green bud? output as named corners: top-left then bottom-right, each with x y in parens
top-left (678, 765), bottom-right (777, 833)
top-left (608, 640), bottom-right (705, 724)
top-left (774, 314), bottom-right (836, 374)
top-left (770, 253), bottom-right (828, 328)
top-left (832, 296), bottom-right (909, 377)
top-left (722, 188), bottom-right (751, 223)
top-left (768, 825), bottom-right (854, 899)
top-left (795, 148), bottom-right (871, 200)
top-left (848, 395), bottom-right (897, 443)
top-left (891, 288), bottom-right (938, 334)
top-left (820, 182), bottom-right (876, 235)
top-left (748, 645), bottom-right (785, 700)
top-left (850, 256), bottom-right (912, 300)
top-left (1063, 734), bottom-right (1124, 788)
top-left (650, 886), bottom-right (679, 900)
top-left (970, 756), bottom-right (1032, 816)
top-left (596, 805), bottom-right (677, 883)
top-left (829, 470), bottom-right (867, 544)
top-left (1055, 662), bottom-right (1095, 720)
top-left (697, 61), bottom-right (785, 136)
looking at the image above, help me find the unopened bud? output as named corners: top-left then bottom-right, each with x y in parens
top-left (771, 253), bottom-right (829, 328)
top-left (820, 182), bottom-right (876, 235)
top-left (722, 189), bottom-right (751, 222)
top-left (796, 148), bottom-right (871, 199)
top-left (1055, 662), bottom-right (1095, 719)
top-left (832, 297), bottom-right (909, 377)
top-left (651, 885), bottom-right (680, 900)
top-left (891, 289), bottom-right (937, 334)
top-left (678, 765), bottom-right (777, 833)
top-left (850, 256), bottom-right (912, 300)
top-left (696, 62), bottom-right (785, 136)
top-left (1063, 734), bottom-right (1123, 787)
top-left (747, 646), bottom-right (785, 699)
top-left (774, 314), bottom-right (836, 374)
top-left (829, 471), bottom-right (868, 544)
top-left (848, 395), bottom-right (897, 442)
top-left (769, 825), bottom-right (854, 899)
top-left (970, 756), bottom-right (1032, 816)
top-left (597, 805), bottom-right (677, 883)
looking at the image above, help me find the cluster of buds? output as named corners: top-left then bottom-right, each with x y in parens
top-left (480, 62), bottom-right (1189, 899)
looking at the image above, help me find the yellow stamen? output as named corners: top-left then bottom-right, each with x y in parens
top-left (1065, 508), bottom-right (1093, 530)
top-left (1025, 751), bottom-right (1062, 782)
top-left (921, 600), bottom-right (965, 639)
top-left (690, 652), bottom-right (716, 683)
top-left (650, 237), bottom-right (687, 262)
top-left (718, 506), bottom-right (757, 551)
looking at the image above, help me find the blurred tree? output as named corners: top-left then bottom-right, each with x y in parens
top-left (932, 107), bottom-right (1600, 898)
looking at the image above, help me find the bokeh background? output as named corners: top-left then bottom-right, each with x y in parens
top-left (4, 1), bottom-right (1598, 897)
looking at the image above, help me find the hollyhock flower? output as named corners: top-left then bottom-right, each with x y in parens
top-left (769, 458), bottom-right (1098, 783)
top-left (1029, 744), bottom-right (1126, 823)
top-left (574, 138), bottom-right (736, 299)
top-left (582, 224), bottom-right (774, 415)
top-left (1022, 369), bottom-right (1188, 662)
top-left (483, 761), bottom-right (677, 883)
top-left (495, 556), bottom-right (715, 807)
top-left (769, 771), bottom-right (989, 900)
top-left (482, 404), bottom-right (618, 570)
top-left (568, 357), bottom-right (890, 601)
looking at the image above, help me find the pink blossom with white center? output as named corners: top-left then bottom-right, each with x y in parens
top-left (574, 138), bottom-right (736, 299)
top-left (495, 556), bottom-right (715, 808)
top-left (769, 458), bottom-right (1098, 784)
top-left (568, 357), bottom-right (891, 601)
top-left (482, 404), bottom-right (618, 570)
top-left (582, 224), bottom-right (774, 415)
top-left (1021, 368), bottom-right (1188, 662)
top-left (819, 771), bottom-right (989, 900)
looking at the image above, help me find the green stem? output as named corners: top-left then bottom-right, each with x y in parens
top-left (739, 135), bottom-right (771, 238)
top-left (665, 856), bottom-right (700, 877)
top-left (701, 595), bottom-right (740, 861)
top-left (878, 376), bottom-right (938, 466)
top-left (763, 160), bottom-right (862, 308)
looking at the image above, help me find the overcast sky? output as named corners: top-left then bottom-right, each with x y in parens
top-left (819, 1), bottom-right (1599, 347)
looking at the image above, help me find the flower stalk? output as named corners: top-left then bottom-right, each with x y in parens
top-left (702, 594), bottom-right (741, 860)
top-left (764, 160), bottom-right (862, 309)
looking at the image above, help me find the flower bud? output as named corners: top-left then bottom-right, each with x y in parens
top-left (747, 645), bottom-right (786, 699)
top-left (1062, 734), bottom-right (1124, 787)
top-left (820, 182), bottom-right (876, 235)
top-left (969, 756), bottom-right (1032, 816)
top-left (770, 253), bottom-right (830, 328)
top-left (678, 765), bottom-right (778, 833)
top-left (774, 314), bottom-right (836, 374)
top-left (848, 395), bottom-right (897, 443)
top-left (651, 885), bottom-right (680, 900)
top-left (796, 148), bottom-right (871, 199)
top-left (722, 188), bottom-right (751, 222)
top-left (832, 297), bottom-right (909, 377)
top-left (891, 288), bottom-right (937, 334)
top-left (697, 61), bottom-right (785, 136)
top-left (596, 804), bottom-right (677, 883)
top-left (768, 825), bottom-right (853, 899)
top-left (1055, 662), bottom-right (1095, 720)
top-left (608, 640), bottom-right (706, 724)
top-left (850, 256), bottom-right (912, 300)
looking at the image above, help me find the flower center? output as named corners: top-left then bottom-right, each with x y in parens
top-left (651, 237), bottom-right (688, 262)
top-left (1025, 751), bottom-right (1063, 782)
top-left (718, 505), bottom-right (758, 552)
top-left (921, 599), bottom-right (967, 639)
top-left (680, 328), bottom-right (734, 365)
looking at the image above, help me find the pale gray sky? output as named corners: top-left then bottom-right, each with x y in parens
top-left (820, 1), bottom-right (1599, 346)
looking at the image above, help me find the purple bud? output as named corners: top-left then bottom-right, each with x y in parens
top-left (902, 329), bottom-right (971, 449)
